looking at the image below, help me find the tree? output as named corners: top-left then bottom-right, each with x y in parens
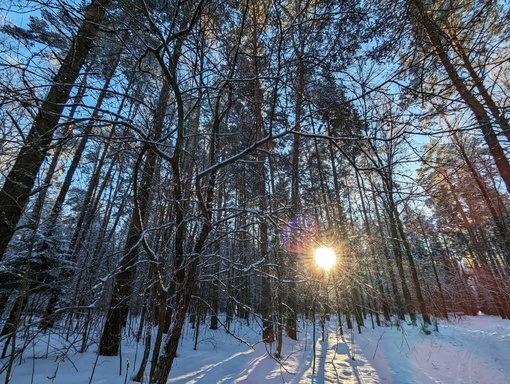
top-left (3, 0), bottom-right (510, 382)
top-left (418, 136), bottom-right (510, 318)
top-left (0, 0), bottom-right (111, 260)
top-left (406, 0), bottom-right (510, 192)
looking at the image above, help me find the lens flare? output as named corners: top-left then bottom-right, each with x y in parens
top-left (280, 215), bottom-right (317, 253)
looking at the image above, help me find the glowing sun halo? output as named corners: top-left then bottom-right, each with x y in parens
top-left (314, 247), bottom-right (336, 271)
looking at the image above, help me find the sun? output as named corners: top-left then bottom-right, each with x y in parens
top-left (314, 247), bottom-right (336, 271)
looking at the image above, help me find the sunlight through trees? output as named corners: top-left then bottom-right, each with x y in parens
top-left (1, 0), bottom-right (510, 382)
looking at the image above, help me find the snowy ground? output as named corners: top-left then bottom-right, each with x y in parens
top-left (1, 314), bottom-right (510, 383)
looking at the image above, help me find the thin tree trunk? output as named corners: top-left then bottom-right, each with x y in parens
top-left (152, 199), bottom-right (214, 383)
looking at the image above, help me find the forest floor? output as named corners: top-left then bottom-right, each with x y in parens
top-left (1, 314), bottom-right (510, 383)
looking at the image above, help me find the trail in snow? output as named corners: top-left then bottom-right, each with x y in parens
top-left (1, 315), bottom-right (510, 383)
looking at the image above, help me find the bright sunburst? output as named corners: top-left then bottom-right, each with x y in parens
top-left (314, 247), bottom-right (336, 271)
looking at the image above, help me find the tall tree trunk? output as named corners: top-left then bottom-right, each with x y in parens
top-left (0, 0), bottom-right (110, 260)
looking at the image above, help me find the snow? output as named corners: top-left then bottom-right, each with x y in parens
top-left (1, 315), bottom-right (510, 383)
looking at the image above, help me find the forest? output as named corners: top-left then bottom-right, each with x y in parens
top-left (1, 0), bottom-right (510, 383)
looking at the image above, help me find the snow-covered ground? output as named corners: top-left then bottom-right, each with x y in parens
top-left (1, 315), bottom-right (510, 383)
